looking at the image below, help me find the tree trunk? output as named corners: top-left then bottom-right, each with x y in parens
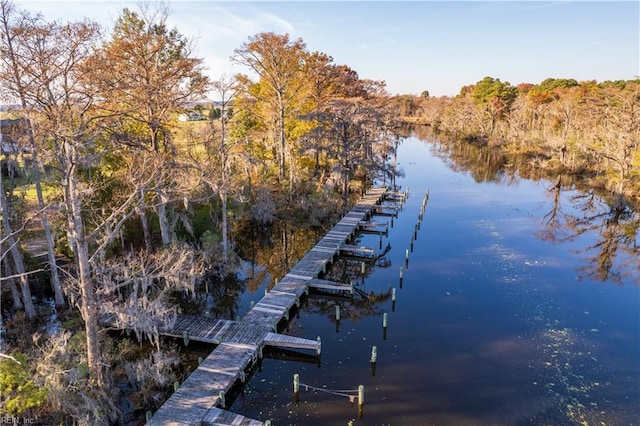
top-left (138, 189), bottom-right (152, 251)
top-left (0, 173), bottom-right (36, 319)
top-left (31, 148), bottom-right (65, 307)
top-left (157, 188), bottom-right (171, 246)
top-left (1, 253), bottom-right (23, 310)
top-left (63, 143), bottom-right (104, 385)
top-left (279, 95), bottom-right (286, 181)
top-left (220, 189), bottom-right (228, 264)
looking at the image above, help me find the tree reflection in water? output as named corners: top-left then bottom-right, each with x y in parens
top-left (412, 126), bottom-right (639, 286)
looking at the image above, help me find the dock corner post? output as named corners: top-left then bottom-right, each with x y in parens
top-left (316, 336), bottom-right (322, 356)
top-left (358, 385), bottom-right (365, 419)
top-left (219, 390), bottom-right (226, 409)
top-left (264, 421), bottom-right (272, 426)
top-left (183, 331), bottom-right (189, 347)
top-left (173, 381), bottom-right (179, 392)
top-left (145, 411), bottom-right (152, 422)
top-left (293, 373), bottom-right (300, 405)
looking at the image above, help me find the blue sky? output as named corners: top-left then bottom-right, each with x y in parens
top-left (13, 1), bottom-right (640, 97)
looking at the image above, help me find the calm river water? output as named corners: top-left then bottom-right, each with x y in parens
top-left (216, 132), bottom-right (640, 425)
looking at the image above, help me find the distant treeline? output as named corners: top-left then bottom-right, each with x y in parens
top-left (394, 77), bottom-right (640, 202)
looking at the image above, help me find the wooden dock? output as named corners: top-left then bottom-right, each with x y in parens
top-left (143, 187), bottom-right (388, 425)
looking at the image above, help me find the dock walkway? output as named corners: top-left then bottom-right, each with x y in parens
top-left (145, 187), bottom-right (389, 425)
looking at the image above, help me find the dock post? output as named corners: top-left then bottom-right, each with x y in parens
top-left (399, 266), bottom-right (403, 288)
top-left (335, 305), bottom-right (341, 321)
top-left (358, 385), bottom-right (365, 418)
top-left (405, 249), bottom-right (409, 266)
top-left (183, 331), bottom-right (189, 347)
top-left (392, 287), bottom-right (397, 311)
top-left (293, 373), bottom-right (300, 405)
top-left (173, 381), bottom-right (179, 392)
top-left (219, 391), bottom-right (226, 409)
top-left (316, 336), bottom-right (322, 356)
top-left (145, 411), bottom-right (152, 422)
top-left (383, 312), bottom-right (388, 340)
top-left (370, 346), bottom-right (377, 376)
top-left (198, 356), bottom-right (203, 364)
top-left (410, 235), bottom-right (414, 252)
top-left (361, 261), bottom-right (365, 276)
top-left (250, 300), bottom-right (255, 309)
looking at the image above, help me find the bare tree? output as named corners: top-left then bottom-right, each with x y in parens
top-left (4, 12), bottom-right (107, 383)
top-left (0, 0), bottom-right (65, 307)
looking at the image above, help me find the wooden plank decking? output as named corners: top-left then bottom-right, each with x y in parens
top-left (146, 187), bottom-right (388, 425)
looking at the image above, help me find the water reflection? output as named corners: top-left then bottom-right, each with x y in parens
top-left (538, 177), bottom-right (639, 285)
top-left (177, 271), bottom-right (245, 319)
top-left (233, 219), bottom-right (324, 291)
top-left (411, 127), bottom-right (640, 286)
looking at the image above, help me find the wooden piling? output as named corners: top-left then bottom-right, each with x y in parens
top-left (293, 373), bottom-right (299, 393)
top-left (183, 331), bottom-right (189, 346)
top-left (370, 346), bottom-right (377, 363)
top-left (335, 305), bottom-right (341, 321)
top-left (293, 373), bottom-right (300, 404)
top-left (219, 391), bottom-right (225, 409)
top-left (316, 336), bottom-right (322, 356)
